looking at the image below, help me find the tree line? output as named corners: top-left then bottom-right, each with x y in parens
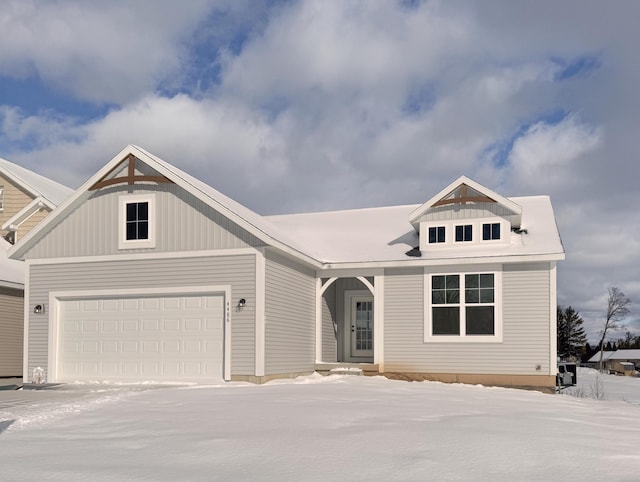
top-left (557, 286), bottom-right (633, 367)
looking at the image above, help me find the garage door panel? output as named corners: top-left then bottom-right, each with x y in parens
top-left (58, 293), bottom-right (225, 382)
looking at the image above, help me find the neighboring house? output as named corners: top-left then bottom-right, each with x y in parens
top-left (0, 157), bottom-right (73, 244)
top-left (0, 238), bottom-right (25, 378)
top-left (0, 157), bottom-right (73, 378)
top-left (587, 350), bottom-right (640, 372)
top-left (9, 145), bottom-right (565, 389)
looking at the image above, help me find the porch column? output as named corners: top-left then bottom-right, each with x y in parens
top-left (373, 274), bottom-right (385, 371)
top-left (315, 278), bottom-right (322, 363)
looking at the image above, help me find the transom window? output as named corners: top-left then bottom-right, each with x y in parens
top-left (427, 271), bottom-right (501, 341)
top-left (455, 224), bottom-right (472, 242)
top-left (428, 226), bottom-right (446, 244)
top-left (482, 223), bottom-right (500, 241)
top-left (126, 202), bottom-right (149, 240)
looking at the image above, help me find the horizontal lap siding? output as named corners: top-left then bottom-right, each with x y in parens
top-left (0, 174), bottom-right (33, 239)
top-left (265, 252), bottom-right (315, 375)
top-left (27, 255), bottom-right (256, 378)
top-left (24, 184), bottom-right (263, 259)
top-left (384, 263), bottom-right (551, 375)
top-left (0, 288), bottom-right (24, 376)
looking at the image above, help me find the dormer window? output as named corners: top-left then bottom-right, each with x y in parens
top-left (455, 224), bottom-right (472, 242)
top-left (119, 194), bottom-right (156, 249)
top-left (428, 226), bottom-right (445, 244)
top-left (482, 223), bottom-right (500, 241)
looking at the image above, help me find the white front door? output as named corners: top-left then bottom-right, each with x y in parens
top-left (350, 296), bottom-right (374, 358)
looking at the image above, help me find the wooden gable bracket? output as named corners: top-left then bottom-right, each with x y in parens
top-left (431, 183), bottom-right (497, 207)
top-left (89, 154), bottom-right (174, 191)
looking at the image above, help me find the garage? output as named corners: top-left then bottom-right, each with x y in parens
top-left (55, 292), bottom-right (226, 382)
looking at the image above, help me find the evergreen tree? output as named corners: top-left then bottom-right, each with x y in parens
top-left (557, 306), bottom-right (588, 360)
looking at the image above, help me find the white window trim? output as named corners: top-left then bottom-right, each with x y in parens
top-left (0, 186), bottom-right (4, 212)
top-left (424, 265), bottom-right (503, 343)
top-left (118, 194), bottom-right (156, 250)
top-left (419, 218), bottom-right (510, 251)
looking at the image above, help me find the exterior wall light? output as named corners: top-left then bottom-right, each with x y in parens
top-left (237, 298), bottom-right (246, 311)
top-left (34, 304), bottom-right (45, 314)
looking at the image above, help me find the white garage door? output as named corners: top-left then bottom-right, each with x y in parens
top-left (58, 293), bottom-right (225, 382)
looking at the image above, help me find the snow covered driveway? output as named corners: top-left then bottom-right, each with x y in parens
top-left (1, 374), bottom-right (639, 481)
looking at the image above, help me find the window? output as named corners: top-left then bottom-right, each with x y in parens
top-left (426, 269), bottom-right (502, 342)
top-left (482, 223), bottom-right (500, 241)
top-left (455, 224), bottom-right (472, 242)
top-left (126, 202), bottom-right (149, 240)
top-left (119, 194), bottom-right (155, 249)
top-left (428, 226), bottom-right (446, 244)
top-left (0, 186), bottom-right (4, 211)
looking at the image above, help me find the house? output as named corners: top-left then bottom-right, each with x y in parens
top-left (9, 145), bottom-right (565, 389)
top-left (0, 157), bottom-right (73, 379)
top-left (587, 350), bottom-right (640, 373)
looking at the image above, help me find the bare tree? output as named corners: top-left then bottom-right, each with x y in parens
top-left (598, 286), bottom-right (631, 371)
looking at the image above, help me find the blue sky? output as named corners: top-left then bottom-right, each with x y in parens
top-left (1, 0), bottom-right (638, 341)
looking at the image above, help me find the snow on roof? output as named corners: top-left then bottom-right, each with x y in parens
top-left (587, 351), bottom-right (616, 363)
top-left (0, 238), bottom-right (24, 287)
top-left (0, 156), bottom-right (73, 205)
top-left (266, 195), bottom-right (564, 264)
top-left (609, 350), bottom-right (640, 360)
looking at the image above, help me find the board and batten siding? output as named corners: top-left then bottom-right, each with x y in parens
top-left (384, 263), bottom-right (552, 375)
top-left (0, 287), bottom-right (24, 377)
top-left (264, 251), bottom-right (316, 375)
top-left (27, 255), bottom-right (256, 379)
top-left (417, 202), bottom-right (516, 222)
top-left (23, 184), bottom-right (264, 259)
top-left (321, 282), bottom-right (337, 363)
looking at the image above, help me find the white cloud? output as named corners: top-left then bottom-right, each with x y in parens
top-left (0, 0), bottom-right (214, 103)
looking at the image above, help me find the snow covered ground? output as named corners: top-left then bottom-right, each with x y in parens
top-left (1, 369), bottom-right (639, 481)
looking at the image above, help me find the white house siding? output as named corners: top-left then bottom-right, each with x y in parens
top-left (0, 287), bottom-right (23, 377)
top-left (26, 254), bottom-right (256, 379)
top-left (321, 282), bottom-right (337, 363)
top-left (383, 263), bottom-right (552, 375)
top-left (264, 251), bottom-right (316, 375)
top-left (23, 184), bottom-right (263, 259)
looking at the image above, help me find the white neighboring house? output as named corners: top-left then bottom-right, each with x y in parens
top-left (9, 145), bottom-right (565, 389)
top-left (0, 157), bottom-right (73, 378)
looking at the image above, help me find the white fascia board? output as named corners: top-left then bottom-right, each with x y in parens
top-left (1, 196), bottom-right (53, 231)
top-left (23, 248), bottom-right (261, 266)
top-left (408, 176), bottom-right (522, 227)
top-left (0, 279), bottom-right (24, 290)
top-left (320, 252), bottom-right (565, 271)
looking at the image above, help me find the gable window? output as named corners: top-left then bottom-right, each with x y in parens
top-left (428, 226), bottom-right (446, 244)
top-left (126, 202), bottom-right (149, 240)
top-left (119, 194), bottom-right (156, 249)
top-left (425, 268), bottom-right (502, 342)
top-left (455, 224), bottom-right (472, 242)
top-left (482, 223), bottom-right (500, 241)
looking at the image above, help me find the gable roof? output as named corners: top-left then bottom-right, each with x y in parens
top-left (9, 145), bottom-right (565, 268)
top-left (408, 176), bottom-right (522, 229)
top-left (0, 157), bottom-right (73, 206)
top-left (9, 145), bottom-right (321, 267)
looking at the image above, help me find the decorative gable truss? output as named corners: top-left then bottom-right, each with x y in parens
top-left (408, 176), bottom-right (523, 252)
top-left (89, 153), bottom-right (174, 191)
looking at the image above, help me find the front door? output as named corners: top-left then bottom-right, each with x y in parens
top-left (350, 296), bottom-right (374, 358)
